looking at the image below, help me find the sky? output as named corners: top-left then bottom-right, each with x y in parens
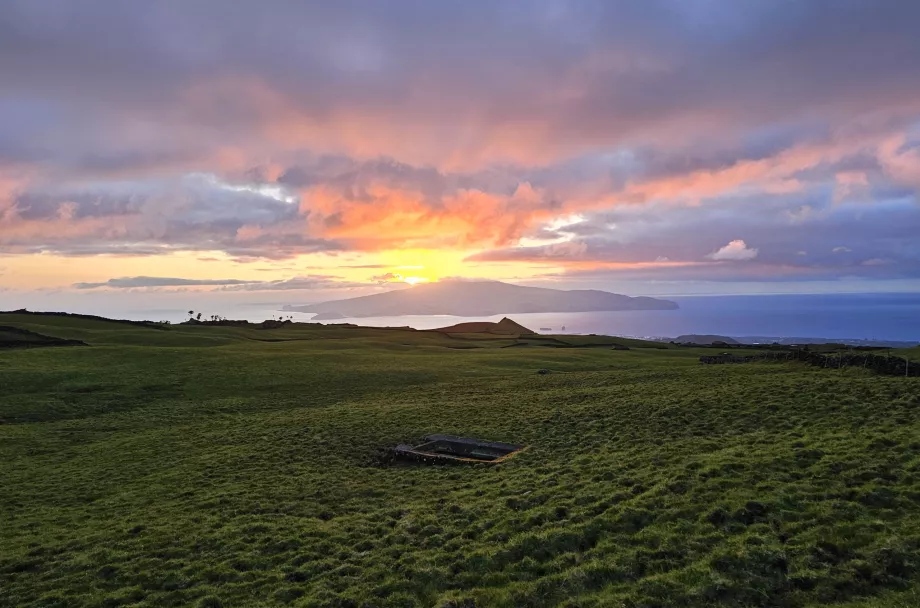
top-left (1, 0), bottom-right (919, 315)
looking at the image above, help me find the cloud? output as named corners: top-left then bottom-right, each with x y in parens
top-left (371, 272), bottom-right (403, 283)
top-left (0, 174), bottom-right (344, 258)
top-left (4, 0), bottom-right (920, 172)
top-left (707, 240), bottom-right (759, 261)
top-left (73, 274), bottom-right (364, 291)
top-left (1, 0), bottom-right (920, 290)
top-left (879, 135), bottom-right (920, 191)
top-left (833, 246), bottom-right (852, 253)
top-left (224, 275), bottom-right (366, 291)
top-left (862, 258), bottom-right (889, 266)
top-left (834, 171), bottom-right (870, 203)
top-left (75, 276), bottom-right (258, 289)
top-left (468, 192), bottom-right (920, 283)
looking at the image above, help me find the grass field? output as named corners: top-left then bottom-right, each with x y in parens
top-left (2, 313), bottom-right (920, 607)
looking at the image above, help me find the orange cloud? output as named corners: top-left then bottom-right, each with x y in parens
top-left (299, 181), bottom-right (562, 251)
top-left (0, 206), bottom-right (135, 247)
top-left (617, 134), bottom-right (877, 205)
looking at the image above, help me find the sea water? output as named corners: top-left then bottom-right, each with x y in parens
top-left (119, 292), bottom-right (920, 342)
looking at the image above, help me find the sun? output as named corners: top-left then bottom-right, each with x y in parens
top-left (403, 276), bottom-right (429, 285)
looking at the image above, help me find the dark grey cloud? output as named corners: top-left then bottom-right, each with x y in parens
top-left (370, 272), bottom-right (402, 284)
top-left (225, 275), bottom-right (367, 291)
top-left (74, 274), bottom-right (364, 291)
top-left (2, 0), bottom-right (920, 173)
top-left (75, 276), bottom-right (259, 289)
top-left (280, 157), bottom-right (455, 207)
top-left (0, 175), bottom-right (344, 258)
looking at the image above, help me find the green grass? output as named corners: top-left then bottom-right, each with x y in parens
top-left (1, 314), bottom-right (920, 607)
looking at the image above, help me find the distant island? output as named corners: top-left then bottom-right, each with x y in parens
top-left (283, 280), bottom-right (678, 318)
top-left (310, 312), bottom-right (348, 321)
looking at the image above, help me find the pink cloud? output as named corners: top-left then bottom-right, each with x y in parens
top-left (707, 239), bottom-right (758, 261)
top-left (878, 135), bottom-right (920, 191)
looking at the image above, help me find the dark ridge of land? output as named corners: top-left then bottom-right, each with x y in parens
top-left (0, 326), bottom-right (87, 349)
top-left (285, 279), bottom-right (679, 318)
top-left (736, 335), bottom-right (920, 348)
top-left (698, 348), bottom-right (920, 377)
top-left (661, 333), bottom-right (918, 348)
top-left (0, 309), bottom-right (168, 330)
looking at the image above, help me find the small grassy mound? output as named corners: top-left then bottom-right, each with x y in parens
top-left (433, 317), bottom-right (536, 335)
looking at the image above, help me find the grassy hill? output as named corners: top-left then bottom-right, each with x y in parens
top-left (1, 313), bottom-right (920, 607)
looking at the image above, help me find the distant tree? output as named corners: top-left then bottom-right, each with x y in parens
top-left (196, 312), bottom-right (202, 321)
top-left (188, 310), bottom-right (194, 318)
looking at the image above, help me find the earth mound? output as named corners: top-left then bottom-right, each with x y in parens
top-left (675, 334), bottom-right (741, 345)
top-left (434, 317), bottom-right (535, 335)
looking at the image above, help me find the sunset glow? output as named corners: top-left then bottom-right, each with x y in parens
top-left (1, 1), bottom-right (919, 315)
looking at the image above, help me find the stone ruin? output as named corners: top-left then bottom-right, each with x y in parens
top-left (394, 434), bottom-right (524, 465)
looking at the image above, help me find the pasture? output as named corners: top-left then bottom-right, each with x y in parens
top-left (1, 312), bottom-right (919, 607)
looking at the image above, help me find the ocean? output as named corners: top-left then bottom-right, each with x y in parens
top-left (124, 292), bottom-right (920, 343)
